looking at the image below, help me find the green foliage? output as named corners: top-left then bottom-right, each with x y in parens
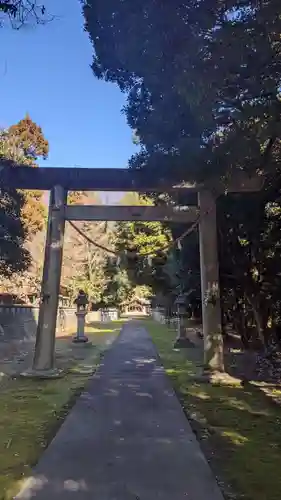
top-left (0, 323), bottom-right (122, 499)
top-left (217, 190), bottom-right (281, 347)
top-left (83, 0), bottom-right (281, 348)
top-left (102, 263), bottom-right (132, 306)
top-left (84, 0), bottom-right (281, 182)
top-left (133, 284), bottom-right (152, 299)
top-left (148, 319), bottom-right (281, 500)
top-left (1, 115), bottom-right (49, 235)
top-left (0, 115), bottom-right (48, 278)
top-left (97, 194), bottom-right (169, 305)
top-left (102, 258), bottom-right (153, 307)
top-left (112, 194), bottom-right (172, 294)
top-left (0, 186), bottom-right (30, 276)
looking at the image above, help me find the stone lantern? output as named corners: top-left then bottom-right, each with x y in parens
top-left (174, 293), bottom-right (188, 348)
top-left (72, 290), bottom-right (89, 344)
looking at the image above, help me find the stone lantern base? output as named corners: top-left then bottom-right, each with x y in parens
top-left (72, 310), bottom-right (89, 344)
top-left (174, 318), bottom-right (193, 348)
top-left (72, 335), bottom-right (89, 344)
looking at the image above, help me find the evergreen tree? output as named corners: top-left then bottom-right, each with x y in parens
top-left (83, 0), bottom-right (281, 353)
top-left (0, 115), bottom-right (49, 277)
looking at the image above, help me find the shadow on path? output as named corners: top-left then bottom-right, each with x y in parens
top-left (16, 321), bottom-right (224, 500)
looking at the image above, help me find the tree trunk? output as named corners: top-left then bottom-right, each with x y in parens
top-left (246, 294), bottom-right (267, 351)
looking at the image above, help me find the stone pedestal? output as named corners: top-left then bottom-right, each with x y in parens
top-left (174, 296), bottom-right (190, 348)
top-left (72, 310), bottom-right (89, 344)
top-left (174, 316), bottom-right (189, 348)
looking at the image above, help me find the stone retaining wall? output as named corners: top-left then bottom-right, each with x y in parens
top-left (0, 305), bottom-right (77, 343)
top-left (0, 306), bottom-right (121, 344)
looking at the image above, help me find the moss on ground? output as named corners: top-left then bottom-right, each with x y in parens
top-left (0, 321), bottom-right (124, 500)
top-left (145, 319), bottom-right (281, 500)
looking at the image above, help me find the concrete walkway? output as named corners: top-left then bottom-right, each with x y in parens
top-left (16, 322), bottom-right (224, 500)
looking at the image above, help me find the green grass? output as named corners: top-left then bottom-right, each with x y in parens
top-left (145, 319), bottom-right (281, 500)
top-left (0, 320), bottom-right (125, 500)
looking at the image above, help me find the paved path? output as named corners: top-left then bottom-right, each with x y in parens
top-left (16, 322), bottom-right (224, 500)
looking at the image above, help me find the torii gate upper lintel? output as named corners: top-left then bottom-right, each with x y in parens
top-left (0, 164), bottom-right (263, 377)
top-left (0, 164), bottom-right (262, 192)
top-left (0, 165), bottom-right (196, 192)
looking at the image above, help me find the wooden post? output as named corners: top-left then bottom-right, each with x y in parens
top-left (198, 190), bottom-right (224, 372)
top-left (24, 185), bottom-right (67, 377)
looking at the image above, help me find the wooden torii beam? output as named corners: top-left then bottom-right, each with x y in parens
top-left (0, 165), bottom-right (198, 192)
top-left (0, 164), bottom-right (263, 193)
top-left (65, 205), bottom-right (199, 223)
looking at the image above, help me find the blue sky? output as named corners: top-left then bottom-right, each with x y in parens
top-left (0, 0), bottom-right (137, 170)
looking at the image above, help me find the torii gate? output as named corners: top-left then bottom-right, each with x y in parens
top-left (0, 165), bottom-right (262, 377)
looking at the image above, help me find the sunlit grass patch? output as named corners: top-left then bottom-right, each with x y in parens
top-left (145, 319), bottom-right (281, 500)
top-left (0, 320), bottom-right (124, 500)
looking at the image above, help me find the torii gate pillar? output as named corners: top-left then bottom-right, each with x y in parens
top-left (23, 185), bottom-right (67, 377)
top-left (198, 190), bottom-right (224, 372)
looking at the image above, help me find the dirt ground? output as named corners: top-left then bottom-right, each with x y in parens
top-left (0, 321), bottom-right (121, 384)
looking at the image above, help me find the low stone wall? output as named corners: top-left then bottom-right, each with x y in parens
top-left (86, 310), bottom-right (101, 323)
top-left (0, 305), bottom-right (77, 343)
top-left (151, 308), bottom-right (167, 324)
top-left (0, 305), bottom-right (122, 345)
top-left (0, 305), bottom-right (122, 366)
top-left (87, 309), bottom-right (119, 322)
